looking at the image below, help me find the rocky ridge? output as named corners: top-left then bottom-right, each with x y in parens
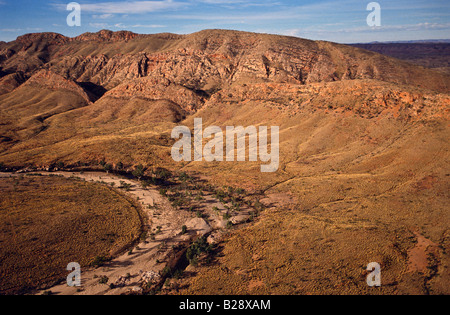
top-left (1, 29), bottom-right (448, 99)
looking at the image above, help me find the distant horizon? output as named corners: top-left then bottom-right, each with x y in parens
top-left (2, 28), bottom-right (450, 45)
top-left (1, 0), bottom-right (450, 44)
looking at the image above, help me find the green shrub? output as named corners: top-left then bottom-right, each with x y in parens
top-left (99, 276), bottom-right (109, 284)
top-left (179, 172), bottom-right (190, 182)
top-left (173, 269), bottom-right (183, 280)
top-left (103, 164), bottom-right (113, 172)
top-left (132, 164), bottom-right (145, 179)
top-left (154, 168), bottom-right (172, 180)
top-left (91, 255), bottom-right (110, 267)
top-left (140, 231), bottom-right (148, 241)
top-left (215, 190), bottom-right (227, 200)
top-left (186, 236), bottom-right (213, 265)
top-left (161, 266), bottom-right (172, 278)
top-left (254, 200), bottom-right (265, 212)
top-left (119, 181), bottom-right (132, 191)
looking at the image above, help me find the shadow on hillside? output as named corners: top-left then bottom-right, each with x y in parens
top-left (77, 82), bottom-right (108, 102)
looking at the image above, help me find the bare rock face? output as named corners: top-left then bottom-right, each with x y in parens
top-left (185, 218), bottom-right (212, 236)
top-left (105, 76), bottom-right (204, 113)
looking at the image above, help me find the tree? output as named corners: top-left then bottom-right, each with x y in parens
top-left (132, 164), bottom-right (145, 179)
top-left (186, 236), bottom-right (212, 266)
top-left (154, 167), bottom-right (172, 180)
top-left (99, 276), bottom-right (109, 284)
top-left (103, 163), bottom-right (112, 173)
top-left (179, 171), bottom-right (190, 182)
top-left (119, 181), bottom-right (132, 191)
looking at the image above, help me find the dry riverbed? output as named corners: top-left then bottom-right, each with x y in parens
top-left (1, 171), bottom-right (255, 295)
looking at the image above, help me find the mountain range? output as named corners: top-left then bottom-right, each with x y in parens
top-left (0, 29), bottom-right (449, 295)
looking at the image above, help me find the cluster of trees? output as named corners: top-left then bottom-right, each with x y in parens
top-left (186, 236), bottom-right (213, 266)
top-left (99, 160), bottom-right (173, 184)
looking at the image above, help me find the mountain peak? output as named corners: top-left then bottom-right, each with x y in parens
top-left (16, 32), bottom-right (69, 45)
top-left (74, 30), bottom-right (140, 42)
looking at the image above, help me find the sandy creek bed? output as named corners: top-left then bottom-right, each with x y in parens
top-left (1, 171), bottom-right (228, 295)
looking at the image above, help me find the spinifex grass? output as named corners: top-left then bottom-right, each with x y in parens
top-left (0, 175), bottom-right (144, 295)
